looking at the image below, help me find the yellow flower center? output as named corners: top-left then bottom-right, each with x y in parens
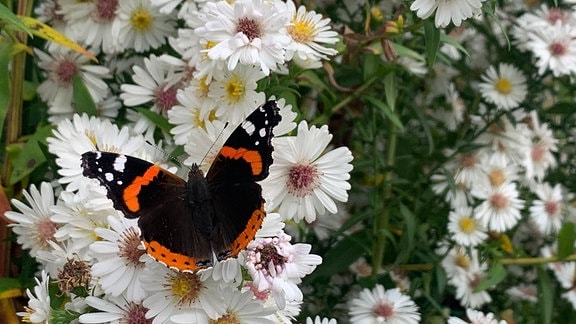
top-left (288, 17), bottom-right (316, 43)
top-left (209, 314), bottom-right (241, 324)
top-left (488, 169), bottom-right (506, 187)
top-left (458, 216), bottom-right (476, 234)
top-left (130, 7), bottom-right (153, 31)
top-left (225, 76), bottom-right (245, 102)
top-left (455, 253), bottom-right (470, 269)
top-left (495, 78), bottom-right (512, 95)
top-left (168, 272), bottom-right (202, 306)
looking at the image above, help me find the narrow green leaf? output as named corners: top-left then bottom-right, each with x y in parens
top-left (557, 222), bottom-right (575, 259)
top-left (474, 262), bottom-right (506, 292)
top-left (72, 75), bottom-right (98, 116)
top-left (135, 107), bottom-right (173, 134)
top-left (390, 42), bottom-right (426, 62)
top-left (537, 266), bottom-right (553, 324)
top-left (383, 73), bottom-right (397, 112)
top-left (545, 102), bottom-right (576, 115)
top-left (395, 203), bottom-right (416, 263)
top-left (439, 33), bottom-right (470, 58)
top-left (0, 42), bottom-right (12, 144)
top-left (0, 3), bottom-right (33, 36)
top-left (10, 125), bottom-right (54, 184)
top-left (364, 96), bottom-right (404, 130)
top-left (0, 277), bottom-right (22, 293)
top-left (424, 20), bottom-right (441, 67)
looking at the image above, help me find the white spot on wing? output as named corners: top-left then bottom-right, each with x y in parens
top-left (105, 172), bottom-right (114, 181)
top-left (113, 155), bottom-right (127, 172)
top-left (259, 128), bottom-right (266, 137)
top-left (242, 121), bottom-right (255, 135)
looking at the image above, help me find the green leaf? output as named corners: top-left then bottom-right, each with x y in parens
top-left (364, 96), bottom-right (404, 130)
top-left (395, 203), bottom-right (416, 264)
top-left (474, 262), bottom-right (506, 292)
top-left (557, 222), bottom-right (575, 259)
top-left (439, 33), bottom-right (470, 58)
top-left (305, 231), bottom-right (369, 281)
top-left (390, 42), bottom-right (426, 62)
top-left (545, 102), bottom-right (576, 115)
top-left (10, 125), bottom-right (54, 184)
top-left (0, 278), bottom-right (22, 294)
top-left (424, 20), bottom-right (441, 67)
top-left (0, 3), bottom-right (33, 36)
top-left (0, 42), bottom-right (12, 144)
top-left (383, 73), bottom-right (397, 112)
top-left (135, 107), bottom-right (173, 134)
top-left (537, 266), bottom-right (553, 324)
top-left (72, 75), bottom-right (98, 116)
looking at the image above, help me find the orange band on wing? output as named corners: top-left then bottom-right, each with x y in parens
top-left (143, 240), bottom-right (209, 272)
top-left (220, 146), bottom-right (263, 176)
top-left (229, 204), bottom-right (266, 256)
top-left (123, 166), bottom-right (161, 212)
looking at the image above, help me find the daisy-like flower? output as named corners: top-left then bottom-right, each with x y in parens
top-left (284, 0), bottom-right (339, 62)
top-left (473, 182), bottom-right (525, 232)
top-left (348, 285), bottom-right (420, 324)
top-left (112, 0), bottom-right (176, 52)
top-left (195, 0), bottom-right (292, 75)
top-left (4, 182), bottom-right (59, 259)
top-left (306, 316), bottom-right (337, 324)
top-left (522, 112), bottom-right (558, 182)
top-left (262, 121), bottom-right (353, 223)
top-left (526, 22), bottom-right (576, 76)
top-left (141, 261), bottom-right (224, 323)
top-left (171, 287), bottom-right (275, 323)
top-left (47, 114), bottom-right (145, 191)
top-left (454, 270), bottom-right (493, 308)
top-left (448, 308), bottom-right (507, 324)
top-left (90, 215), bottom-right (148, 302)
top-left (17, 271), bottom-right (51, 323)
top-left (447, 206), bottom-right (487, 247)
top-left (478, 63), bottom-right (527, 110)
top-left (506, 284), bottom-right (538, 303)
top-left (208, 64), bottom-right (266, 124)
top-left (79, 296), bottom-right (150, 323)
top-left (35, 47), bottom-right (111, 107)
top-left (410, 0), bottom-right (486, 28)
top-left (168, 86), bottom-right (217, 145)
top-left (529, 182), bottom-right (564, 234)
top-left (244, 231), bottom-right (322, 309)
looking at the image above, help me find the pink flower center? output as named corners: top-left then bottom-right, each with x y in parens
top-left (36, 219), bottom-right (57, 246)
top-left (54, 59), bottom-right (79, 86)
top-left (531, 144), bottom-right (545, 163)
top-left (124, 302), bottom-right (151, 324)
top-left (490, 192), bottom-right (510, 210)
top-left (259, 245), bottom-right (287, 269)
top-left (236, 17), bottom-right (261, 41)
top-left (373, 301), bottom-right (394, 318)
top-left (550, 41), bottom-right (567, 56)
top-left (547, 8), bottom-right (567, 24)
top-left (545, 200), bottom-right (560, 216)
top-left (93, 0), bottom-right (118, 23)
top-left (287, 163), bottom-right (320, 197)
top-left (155, 84), bottom-right (180, 114)
top-left (118, 226), bottom-right (146, 267)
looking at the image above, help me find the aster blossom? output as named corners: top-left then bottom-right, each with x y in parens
top-left (262, 121), bottom-right (353, 223)
top-left (348, 285), bottom-right (421, 324)
top-left (410, 0), bottom-right (486, 28)
top-left (478, 63), bottom-right (527, 110)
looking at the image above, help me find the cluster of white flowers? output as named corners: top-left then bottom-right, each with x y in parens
top-left (7, 0), bottom-right (359, 323)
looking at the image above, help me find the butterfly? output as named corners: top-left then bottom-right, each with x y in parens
top-left (81, 101), bottom-right (281, 272)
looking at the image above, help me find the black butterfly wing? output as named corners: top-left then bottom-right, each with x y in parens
top-left (205, 100), bottom-right (281, 258)
top-left (81, 152), bottom-right (213, 272)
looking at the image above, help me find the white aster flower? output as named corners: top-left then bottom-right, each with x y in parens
top-left (79, 296), bottom-right (150, 323)
top-left (284, 0), bottom-right (339, 62)
top-left (522, 112), bottom-right (558, 182)
top-left (90, 215), bottom-right (148, 302)
top-left (506, 284), bottom-right (538, 303)
top-left (17, 271), bottom-right (51, 323)
top-left (5, 182), bottom-right (60, 259)
top-left (448, 308), bottom-right (507, 324)
top-left (195, 0), bottom-right (291, 75)
top-left (306, 315), bottom-right (337, 324)
top-left (141, 261), bottom-right (224, 323)
top-left (208, 64), bottom-right (266, 124)
top-left (112, 0), bottom-right (176, 52)
top-left (244, 231), bottom-right (322, 309)
top-left (36, 47), bottom-right (111, 107)
top-left (171, 287), bottom-right (274, 323)
top-left (478, 63), bottom-right (527, 110)
top-left (526, 22), bottom-right (576, 77)
top-left (262, 121), bottom-right (353, 223)
top-left (447, 206), bottom-right (487, 247)
top-left (47, 114), bottom-right (145, 191)
top-left (529, 182), bottom-right (564, 234)
top-left (348, 285), bottom-right (421, 324)
top-left (410, 0), bottom-right (486, 28)
top-left (168, 86), bottom-right (217, 145)
top-left (473, 182), bottom-right (525, 232)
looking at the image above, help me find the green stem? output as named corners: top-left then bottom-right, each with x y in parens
top-left (2, 0), bottom-right (33, 185)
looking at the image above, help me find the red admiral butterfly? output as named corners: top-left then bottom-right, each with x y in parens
top-left (81, 101), bottom-right (281, 272)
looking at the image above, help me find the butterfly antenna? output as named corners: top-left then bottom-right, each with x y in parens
top-left (200, 122), bottom-right (230, 165)
top-left (145, 140), bottom-right (188, 170)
